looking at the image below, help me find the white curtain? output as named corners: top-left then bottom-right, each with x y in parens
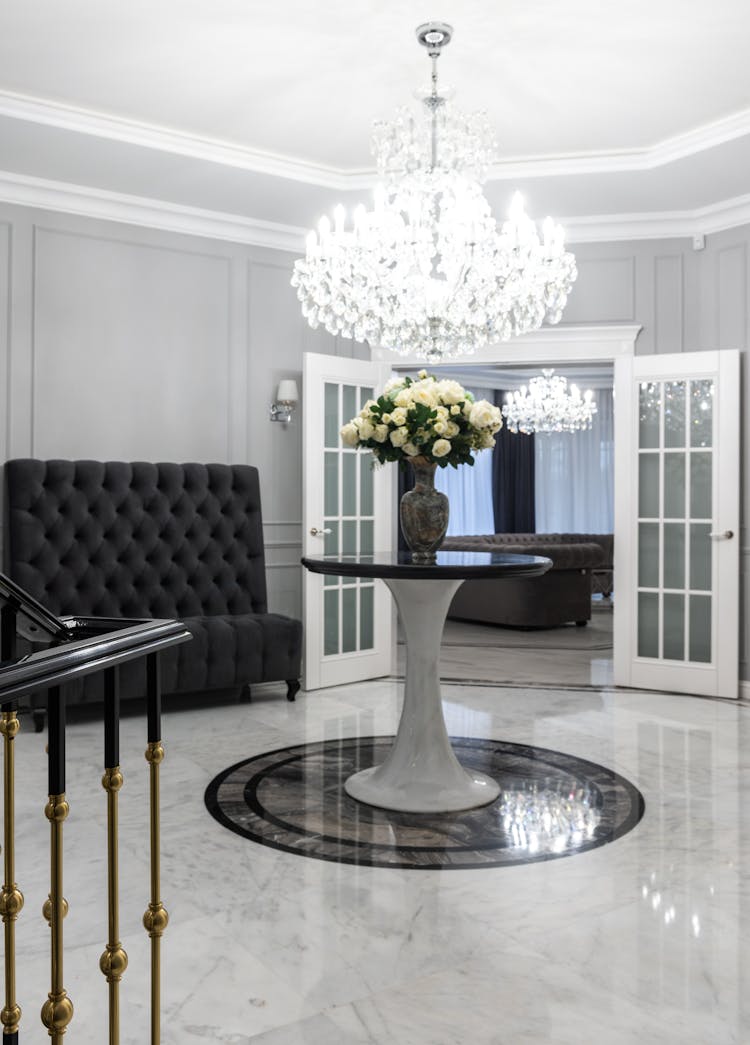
top-left (434, 388), bottom-right (495, 535)
top-left (534, 387), bottom-right (614, 533)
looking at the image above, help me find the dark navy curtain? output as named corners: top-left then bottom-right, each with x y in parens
top-left (492, 390), bottom-right (536, 533)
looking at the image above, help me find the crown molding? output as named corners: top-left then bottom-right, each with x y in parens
top-left (564, 192), bottom-right (750, 243)
top-left (490, 108), bottom-right (750, 180)
top-left (0, 90), bottom-right (371, 190)
top-left (0, 170), bottom-right (308, 250)
top-left (2, 89), bottom-right (750, 189)
top-left (0, 169), bottom-right (748, 252)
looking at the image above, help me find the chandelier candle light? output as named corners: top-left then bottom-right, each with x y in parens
top-left (292, 22), bottom-right (577, 361)
top-left (341, 371), bottom-right (502, 560)
top-left (502, 369), bottom-right (597, 434)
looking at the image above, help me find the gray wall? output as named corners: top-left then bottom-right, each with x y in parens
top-left (0, 202), bottom-right (364, 621)
top-left (1, 201), bottom-right (748, 677)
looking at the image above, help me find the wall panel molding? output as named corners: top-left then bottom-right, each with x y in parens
top-left (717, 243), bottom-right (747, 350)
top-left (654, 254), bottom-right (684, 353)
top-left (31, 224), bottom-right (233, 461)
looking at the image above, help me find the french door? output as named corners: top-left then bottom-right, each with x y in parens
top-left (302, 353), bottom-right (395, 690)
top-left (613, 350), bottom-right (740, 698)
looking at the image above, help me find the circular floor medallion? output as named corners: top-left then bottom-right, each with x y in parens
top-left (204, 736), bottom-right (644, 870)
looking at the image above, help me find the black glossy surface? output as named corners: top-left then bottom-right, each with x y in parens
top-left (302, 550), bottom-right (552, 580)
top-left (205, 737), bottom-right (645, 870)
top-left (0, 609), bottom-right (191, 702)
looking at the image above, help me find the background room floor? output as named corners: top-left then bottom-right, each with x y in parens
top-left (398, 602), bottom-right (614, 689)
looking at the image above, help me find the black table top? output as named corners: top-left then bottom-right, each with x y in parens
top-left (301, 550), bottom-right (552, 580)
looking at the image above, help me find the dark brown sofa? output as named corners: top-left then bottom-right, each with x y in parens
top-left (442, 533), bottom-right (607, 628)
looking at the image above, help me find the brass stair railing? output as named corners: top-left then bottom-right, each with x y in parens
top-left (0, 573), bottom-right (191, 1044)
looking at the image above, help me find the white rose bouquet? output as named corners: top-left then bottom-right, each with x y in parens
top-left (340, 371), bottom-right (502, 468)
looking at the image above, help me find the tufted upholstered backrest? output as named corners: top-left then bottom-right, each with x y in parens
top-left (3, 460), bottom-right (268, 619)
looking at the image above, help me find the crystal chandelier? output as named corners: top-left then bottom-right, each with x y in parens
top-left (291, 22), bottom-right (577, 362)
top-left (502, 370), bottom-right (597, 434)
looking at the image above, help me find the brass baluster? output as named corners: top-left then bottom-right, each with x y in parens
top-left (0, 604), bottom-right (23, 1043)
top-left (142, 654), bottom-right (167, 1045)
top-left (100, 667), bottom-right (127, 1045)
top-left (40, 687), bottom-right (73, 1042)
top-left (0, 705), bottom-right (23, 1043)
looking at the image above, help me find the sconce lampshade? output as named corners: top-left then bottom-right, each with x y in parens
top-left (277, 380), bottom-right (299, 404)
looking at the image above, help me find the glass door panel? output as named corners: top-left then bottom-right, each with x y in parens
top-left (635, 378), bottom-right (713, 665)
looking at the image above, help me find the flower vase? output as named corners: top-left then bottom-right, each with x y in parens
top-left (399, 456), bottom-right (449, 563)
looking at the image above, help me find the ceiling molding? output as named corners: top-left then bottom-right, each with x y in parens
top-left (0, 170), bottom-right (308, 251)
top-left (0, 90), bottom-right (370, 190)
top-left (565, 193), bottom-right (750, 243)
top-left (491, 108), bottom-right (750, 180)
top-left (0, 169), bottom-right (748, 253)
top-left (2, 88), bottom-right (750, 189)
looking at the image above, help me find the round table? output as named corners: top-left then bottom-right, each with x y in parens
top-left (301, 550), bottom-right (552, 813)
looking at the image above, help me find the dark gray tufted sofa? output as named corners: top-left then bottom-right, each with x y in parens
top-left (442, 533), bottom-right (606, 628)
top-left (3, 460), bottom-right (302, 706)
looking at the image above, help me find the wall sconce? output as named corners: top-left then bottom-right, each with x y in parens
top-left (270, 379), bottom-right (299, 424)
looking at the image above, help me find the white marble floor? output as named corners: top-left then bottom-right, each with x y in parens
top-left (5, 671), bottom-right (748, 1044)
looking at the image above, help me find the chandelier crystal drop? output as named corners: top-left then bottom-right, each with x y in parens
top-left (502, 370), bottom-right (597, 434)
top-left (291, 21), bottom-right (577, 362)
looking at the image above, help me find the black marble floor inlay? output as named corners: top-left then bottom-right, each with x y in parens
top-left (204, 736), bottom-right (645, 870)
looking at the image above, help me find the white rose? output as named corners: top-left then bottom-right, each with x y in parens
top-left (381, 413), bottom-right (392, 424)
top-left (340, 422), bottom-right (360, 447)
top-left (446, 421), bottom-right (460, 438)
top-left (359, 400), bottom-right (377, 417)
top-left (373, 424), bottom-right (389, 443)
top-left (402, 441), bottom-right (420, 456)
top-left (432, 438), bottom-right (451, 458)
top-left (436, 379), bottom-right (466, 405)
top-left (479, 430), bottom-right (496, 449)
top-left (383, 377), bottom-right (404, 395)
top-left (417, 369), bottom-right (428, 379)
top-left (434, 405), bottom-right (449, 421)
top-left (394, 388), bottom-right (412, 408)
top-left (469, 400), bottom-right (498, 429)
top-left (450, 404), bottom-right (461, 416)
top-left (356, 418), bottom-right (375, 440)
top-left (411, 383), bottom-right (437, 408)
top-left (390, 407), bottom-right (408, 426)
top-left (389, 427), bottom-right (408, 447)
top-left (433, 419), bottom-right (448, 436)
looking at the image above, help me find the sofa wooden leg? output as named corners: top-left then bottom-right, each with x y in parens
top-left (576, 620), bottom-right (588, 627)
top-left (286, 679), bottom-right (300, 702)
top-left (240, 684), bottom-right (252, 703)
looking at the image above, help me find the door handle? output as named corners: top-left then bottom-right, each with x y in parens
top-left (309, 527), bottom-right (332, 536)
top-left (708, 530), bottom-right (734, 540)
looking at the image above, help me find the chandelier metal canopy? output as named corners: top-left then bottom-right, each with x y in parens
top-left (291, 22), bottom-right (577, 362)
top-left (502, 370), bottom-right (597, 434)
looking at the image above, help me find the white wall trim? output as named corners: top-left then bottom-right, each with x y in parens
top-left (565, 193), bottom-right (750, 244)
top-left (3, 89), bottom-right (750, 188)
top-left (377, 324), bottom-right (642, 368)
top-left (1, 169), bottom-right (750, 254)
top-left (0, 170), bottom-right (307, 251)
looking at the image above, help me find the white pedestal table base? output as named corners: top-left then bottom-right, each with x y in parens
top-left (345, 577), bottom-right (500, 813)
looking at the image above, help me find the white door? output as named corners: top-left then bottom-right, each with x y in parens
top-left (302, 353), bottom-right (395, 690)
top-left (613, 350), bottom-right (740, 698)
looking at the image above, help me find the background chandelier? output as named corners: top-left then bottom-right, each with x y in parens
top-left (502, 370), bottom-right (597, 434)
top-left (291, 22), bottom-right (577, 362)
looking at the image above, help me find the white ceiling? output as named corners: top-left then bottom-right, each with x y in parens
top-left (1, 0), bottom-right (749, 245)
